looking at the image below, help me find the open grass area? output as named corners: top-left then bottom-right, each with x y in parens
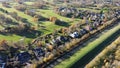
top-left (39, 21), bottom-right (63, 35)
top-left (0, 2), bottom-right (82, 41)
top-left (0, 1), bottom-right (117, 43)
top-left (37, 9), bottom-right (80, 23)
top-left (0, 34), bottom-right (32, 43)
top-left (24, 2), bottom-right (34, 5)
top-left (0, 3), bottom-right (79, 31)
top-left (0, 5), bottom-right (35, 42)
top-left (0, 4), bottom-right (35, 25)
top-left (55, 23), bottom-right (120, 68)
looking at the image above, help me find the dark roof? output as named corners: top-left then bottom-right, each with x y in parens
top-left (33, 48), bottom-right (45, 58)
top-left (0, 55), bottom-right (7, 63)
top-left (0, 55), bottom-right (7, 68)
top-left (0, 63), bottom-right (5, 68)
top-left (17, 52), bottom-right (31, 64)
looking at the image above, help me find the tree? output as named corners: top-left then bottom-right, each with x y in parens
top-left (15, 0), bottom-right (20, 3)
top-left (33, 15), bottom-right (39, 23)
top-left (49, 17), bottom-right (57, 23)
top-left (47, 44), bottom-right (53, 51)
top-left (33, 1), bottom-right (46, 9)
top-left (0, 40), bottom-right (9, 50)
top-left (16, 16), bottom-right (22, 21)
top-left (61, 27), bottom-right (68, 35)
top-left (14, 4), bottom-right (27, 11)
top-left (2, 2), bottom-right (10, 8)
top-left (24, 10), bottom-right (36, 17)
top-left (5, 17), bottom-right (13, 24)
top-left (24, 10), bottom-right (29, 15)
top-left (9, 12), bottom-right (18, 19)
top-left (82, 17), bottom-right (87, 24)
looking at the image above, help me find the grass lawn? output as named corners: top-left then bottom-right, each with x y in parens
top-left (37, 9), bottom-right (80, 23)
top-left (0, 5), bottom-right (34, 42)
top-left (39, 21), bottom-right (65, 36)
top-left (0, 3), bottom-right (65, 41)
top-left (0, 2), bottom-right (101, 42)
top-left (24, 2), bottom-right (34, 5)
top-left (0, 34), bottom-right (32, 43)
top-left (0, 11), bottom-right (18, 24)
top-left (4, 3), bottom-right (81, 29)
top-left (55, 23), bottom-right (120, 68)
top-left (0, 4), bottom-right (35, 25)
top-left (0, 3), bottom-right (79, 34)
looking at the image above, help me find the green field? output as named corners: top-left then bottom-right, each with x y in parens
top-left (0, 1), bottom-right (111, 42)
top-left (0, 2), bottom-right (82, 42)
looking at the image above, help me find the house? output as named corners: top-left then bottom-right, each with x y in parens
top-left (16, 52), bottom-right (31, 64)
top-left (0, 63), bottom-right (5, 68)
top-left (33, 48), bottom-right (45, 60)
top-left (28, 9), bottom-right (36, 13)
top-left (80, 29), bottom-right (88, 35)
top-left (56, 7), bottom-right (79, 18)
top-left (50, 36), bottom-right (69, 46)
top-left (115, 2), bottom-right (120, 6)
top-left (91, 14), bottom-right (98, 21)
top-left (50, 38), bottom-right (57, 45)
top-left (56, 36), bottom-right (68, 42)
top-left (54, 39), bottom-right (62, 46)
top-left (92, 20), bottom-right (101, 28)
top-left (50, 37), bottom-right (63, 46)
top-left (69, 31), bottom-right (80, 38)
top-left (24, 9), bottom-right (37, 17)
top-left (0, 55), bottom-right (7, 68)
top-left (85, 25), bottom-right (93, 31)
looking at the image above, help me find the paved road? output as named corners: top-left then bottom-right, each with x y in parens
top-left (44, 20), bottom-right (120, 68)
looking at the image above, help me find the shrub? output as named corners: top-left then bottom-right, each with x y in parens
top-left (14, 4), bottom-right (27, 11)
